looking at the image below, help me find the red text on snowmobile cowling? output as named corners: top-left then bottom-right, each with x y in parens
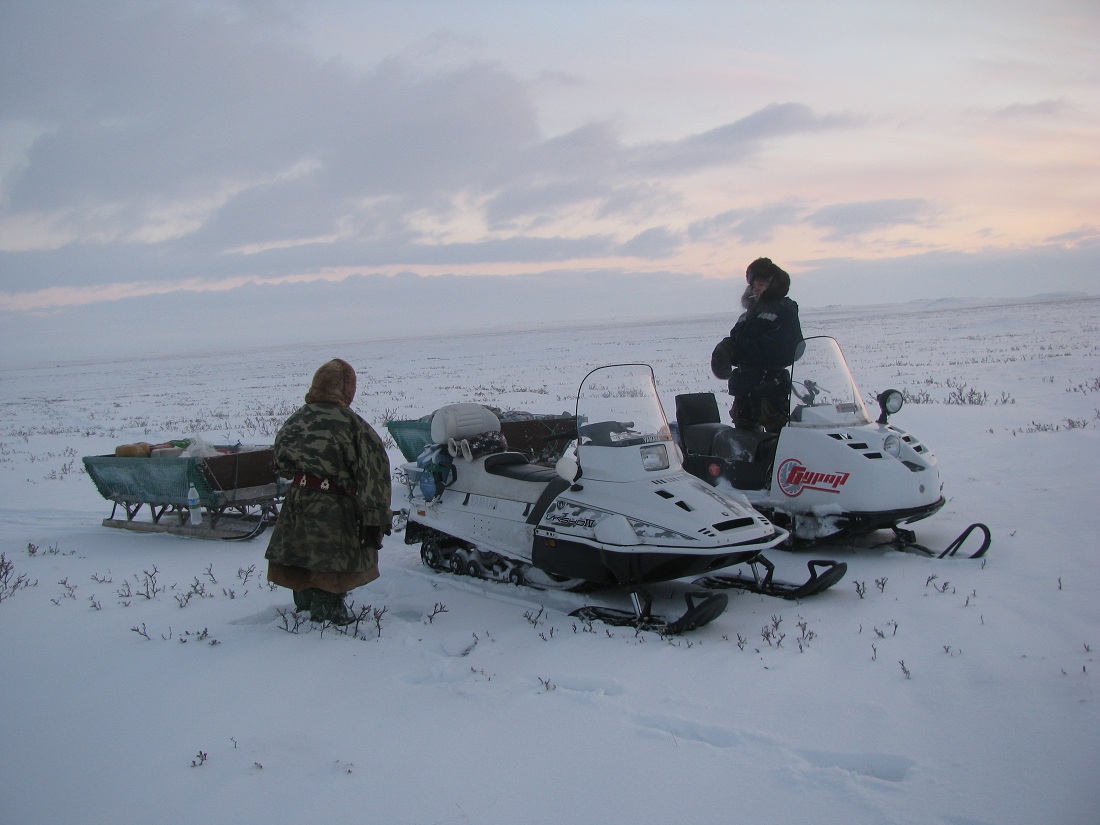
top-left (776, 458), bottom-right (850, 497)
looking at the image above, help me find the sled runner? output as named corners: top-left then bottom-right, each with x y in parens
top-left (83, 446), bottom-right (286, 540)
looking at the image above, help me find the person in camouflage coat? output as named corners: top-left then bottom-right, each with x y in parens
top-left (265, 358), bottom-right (391, 624)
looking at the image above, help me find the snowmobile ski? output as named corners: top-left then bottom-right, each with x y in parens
top-left (693, 555), bottom-right (847, 600)
top-left (570, 591), bottom-right (729, 635)
top-left (876, 522), bottom-right (991, 559)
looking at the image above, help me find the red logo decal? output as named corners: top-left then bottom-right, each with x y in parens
top-left (777, 458), bottom-right (850, 497)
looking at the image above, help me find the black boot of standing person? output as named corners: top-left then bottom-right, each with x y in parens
top-left (309, 589), bottom-right (352, 625)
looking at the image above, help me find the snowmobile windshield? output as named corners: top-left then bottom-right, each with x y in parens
top-left (788, 336), bottom-right (872, 427)
top-left (575, 363), bottom-right (673, 453)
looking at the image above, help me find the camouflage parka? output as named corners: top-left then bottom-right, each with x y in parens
top-left (265, 402), bottom-right (391, 578)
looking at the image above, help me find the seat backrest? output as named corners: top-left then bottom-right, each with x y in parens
top-left (682, 422), bottom-right (728, 457)
top-left (431, 403), bottom-right (501, 444)
top-left (675, 393), bottom-right (721, 429)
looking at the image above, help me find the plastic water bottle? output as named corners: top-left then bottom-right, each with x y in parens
top-left (187, 485), bottom-right (202, 526)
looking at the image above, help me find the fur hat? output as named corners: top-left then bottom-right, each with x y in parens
top-left (305, 359), bottom-right (357, 406)
top-left (744, 257), bottom-right (791, 301)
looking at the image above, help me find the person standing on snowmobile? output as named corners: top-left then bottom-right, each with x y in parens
top-left (711, 257), bottom-right (803, 432)
top-left (265, 358), bottom-right (391, 624)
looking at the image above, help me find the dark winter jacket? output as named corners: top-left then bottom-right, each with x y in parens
top-left (265, 402), bottom-right (391, 580)
top-left (727, 293), bottom-right (803, 367)
top-left (712, 274), bottom-right (804, 378)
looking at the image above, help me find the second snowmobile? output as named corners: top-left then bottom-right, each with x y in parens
top-left (397, 363), bottom-right (846, 633)
top-left (676, 335), bottom-right (947, 546)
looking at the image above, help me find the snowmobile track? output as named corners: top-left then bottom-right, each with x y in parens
top-left (399, 534), bottom-right (730, 635)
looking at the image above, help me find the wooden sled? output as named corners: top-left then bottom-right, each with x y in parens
top-left (83, 447), bottom-right (287, 541)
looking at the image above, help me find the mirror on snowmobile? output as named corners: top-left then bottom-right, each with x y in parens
top-left (876, 389), bottom-right (904, 424)
top-left (555, 447), bottom-right (580, 487)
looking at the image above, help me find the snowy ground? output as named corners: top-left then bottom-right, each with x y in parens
top-left (1, 295), bottom-right (1098, 825)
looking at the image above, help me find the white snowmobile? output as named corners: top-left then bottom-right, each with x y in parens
top-left (676, 335), bottom-right (986, 556)
top-left (398, 363), bottom-right (847, 634)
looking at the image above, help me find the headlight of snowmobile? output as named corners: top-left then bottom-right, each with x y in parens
top-left (639, 444), bottom-right (669, 471)
top-left (876, 389), bottom-right (904, 424)
top-left (883, 434), bottom-right (902, 457)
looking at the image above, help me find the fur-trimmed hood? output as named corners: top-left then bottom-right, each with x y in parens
top-left (304, 359), bottom-right (357, 406)
top-left (744, 257), bottom-right (791, 306)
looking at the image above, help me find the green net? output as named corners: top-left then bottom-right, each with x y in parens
top-left (83, 456), bottom-right (217, 506)
top-left (83, 448), bottom-right (278, 507)
top-left (386, 421), bottom-right (434, 462)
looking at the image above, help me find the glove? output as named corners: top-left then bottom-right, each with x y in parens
top-left (711, 338), bottom-right (735, 379)
top-left (358, 522), bottom-right (387, 549)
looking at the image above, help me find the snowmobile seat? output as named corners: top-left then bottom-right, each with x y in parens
top-left (676, 392), bottom-right (721, 427)
top-left (712, 428), bottom-right (778, 465)
top-left (431, 403), bottom-right (501, 443)
top-left (675, 393), bottom-right (777, 466)
top-left (482, 451), bottom-right (560, 483)
top-left (675, 393), bottom-right (730, 456)
top-left (682, 423), bottom-right (728, 457)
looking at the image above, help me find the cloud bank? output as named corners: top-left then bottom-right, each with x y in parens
top-left (0, 1), bottom-right (1097, 364)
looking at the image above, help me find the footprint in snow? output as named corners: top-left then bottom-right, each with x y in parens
top-left (796, 749), bottom-right (916, 782)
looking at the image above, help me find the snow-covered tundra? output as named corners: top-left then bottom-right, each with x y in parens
top-left (1, 295), bottom-right (1097, 825)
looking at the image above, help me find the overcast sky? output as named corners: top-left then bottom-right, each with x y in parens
top-left (1, 1), bottom-right (1097, 364)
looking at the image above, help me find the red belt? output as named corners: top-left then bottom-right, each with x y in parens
top-left (292, 473), bottom-right (354, 496)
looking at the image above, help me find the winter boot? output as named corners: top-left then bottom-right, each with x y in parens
top-left (310, 590), bottom-right (353, 626)
top-left (292, 589), bottom-right (314, 612)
